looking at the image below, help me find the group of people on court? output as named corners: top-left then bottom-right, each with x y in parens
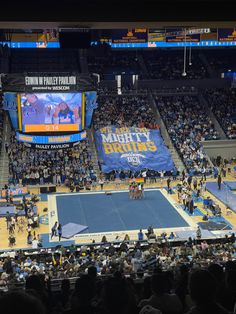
top-left (129, 182), bottom-right (144, 199)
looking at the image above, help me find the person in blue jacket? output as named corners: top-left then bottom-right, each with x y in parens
top-left (53, 102), bottom-right (79, 124)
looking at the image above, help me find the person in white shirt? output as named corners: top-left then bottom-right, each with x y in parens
top-left (142, 170), bottom-right (147, 183)
top-left (160, 171), bottom-right (164, 186)
top-left (32, 237), bottom-right (39, 249)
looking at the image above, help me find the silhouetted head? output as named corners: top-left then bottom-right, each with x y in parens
top-left (0, 291), bottom-right (45, 314)
top-left (189, 270), bottom-right (217, 304)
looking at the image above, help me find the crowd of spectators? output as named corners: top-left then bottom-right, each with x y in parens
top-left (0, 234), bottom-right (236, 313)
top-left (97, 85), bottom-right (147, 96)
top-left (93, 95), bottom-right (158, 131)
top-left (142, 50), bottom-right (208, 80)
top-left (204, 88), bottom-right (236, 139)
top-left (155, 95), bottom-right (220, 174)
top-left (0, 110), bottom-right (3, 152)
top-left (11, 49), bottom-right (79, 73)
top-left (88, 50), bottom-right (141, 79)
top-left (204, 48), bottom-right (236, 76)
top-left (0, 94), bottom-right (4, 152)
top-left (8, 131), bottom-right (97, 187)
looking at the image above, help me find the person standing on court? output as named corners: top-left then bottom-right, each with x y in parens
top-left (98, 176), bottom-right (104, 191)
top-left (217, 174), bottom-right (222, 190)
top-left (142, 169), bottom-right (147, 183)
top-left (167, 177), bottom-right (171, 194)
top-left (51, 221), bottom-right (58, 239)
top-left (57, 223), bottom-right (62, 241)
top-left (196, 226), bottom-right (201, 240)
top-left (138, 229), bottom-right (144, 241)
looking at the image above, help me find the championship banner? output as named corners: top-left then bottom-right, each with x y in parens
top-left (166, 29), bottom-right (200, 42)
top-left (95, 126), bottom-right (174, 173)
top-left (112, 29), bottom-right (147, 43)
top-left (218, 28), bottom-right (236, 41)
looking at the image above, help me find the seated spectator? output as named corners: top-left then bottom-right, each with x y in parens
top-left (188, 269), bottom-right (230, 314)
top-left (139, 273), bottom-right (183, 314)
top-left (70, 275), bottom-right (95, 314)
top-left (0, 290), bottom-right (45, 314)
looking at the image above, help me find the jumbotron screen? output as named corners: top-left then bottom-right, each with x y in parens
top-left (19, 92), bottom-right (84, 132)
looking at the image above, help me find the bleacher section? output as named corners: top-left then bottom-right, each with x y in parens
top-left (8, 131), bottom-right (97, 187)
top-left (88, 50), bottom-right (141, 79)
top-left (10, 48), bottom-right (80, 73)
top-left (155, 94), bottom-right (220, 174)
top-left (204, 88), bottom-right (236, 139)
top-left (204, 48), bottom-right (236, 75)
top-left (142, 50), bottom-right (208, 79)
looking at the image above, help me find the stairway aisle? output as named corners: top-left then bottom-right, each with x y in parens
top-left (149, 93), bottom-right (186, 172)
top-left (0, 113), bottom-right (10, 187)
top-left (78, 49), bottom-right (89, 73)
top-left (138, 52), bottom-right (149, 78)
top-left (87, 128), bottom-right (101, 178)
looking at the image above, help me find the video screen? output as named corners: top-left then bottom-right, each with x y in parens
top-left (20, 92), bottom-right (83, 132)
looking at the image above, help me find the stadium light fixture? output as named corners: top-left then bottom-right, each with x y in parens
top-left (189, 45), bottom-right (192, 66)
top-left (182, 28), bottom-right (187, 77)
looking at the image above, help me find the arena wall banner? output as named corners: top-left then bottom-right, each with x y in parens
top-left (23, 142), bottom-right (81, 150)
top-left (95, 126), bottom-right (174, 173)
top-left (16, 130), bottom-right (86, 144)
top-left (1, 73), bottom-right (96, 92)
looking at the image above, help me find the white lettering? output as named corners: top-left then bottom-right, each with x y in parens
top-left (123, 133), bottom-right (133, 143)
top-left (142, 132), bottom-right (150, 142)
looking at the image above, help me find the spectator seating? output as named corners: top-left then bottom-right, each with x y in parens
top-left (204, 48), bottom-right (236, 75)
top-left (8, 131), bottom-right (97, 186)
top-left (155, 94), bottom-right (220, 174)
top-left (0, 235), bottom-right (236, 314)
top-left (88, 50), bottom-right (141, 79)
top-left (142, 50), bottom-right (208, 79)
top-left (10, 49), bottom-right (79, 73)
top-left (204, 88), bottom-right (236, 139)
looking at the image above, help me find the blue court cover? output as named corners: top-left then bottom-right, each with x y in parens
top-left (175, 229), bottom-right (214, 239)
top-left (224, 181), bottom-right (236, 190)
top-left (62, 222), bottom-right (88, 238)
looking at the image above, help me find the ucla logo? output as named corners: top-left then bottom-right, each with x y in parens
top-left (121, 152), bottom-right (146, 167)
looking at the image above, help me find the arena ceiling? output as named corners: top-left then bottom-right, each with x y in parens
top-left (0, 0), bottom-right (236, 30)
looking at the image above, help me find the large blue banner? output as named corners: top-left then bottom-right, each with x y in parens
top-left (95, 126), bottom-right (174, 173)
